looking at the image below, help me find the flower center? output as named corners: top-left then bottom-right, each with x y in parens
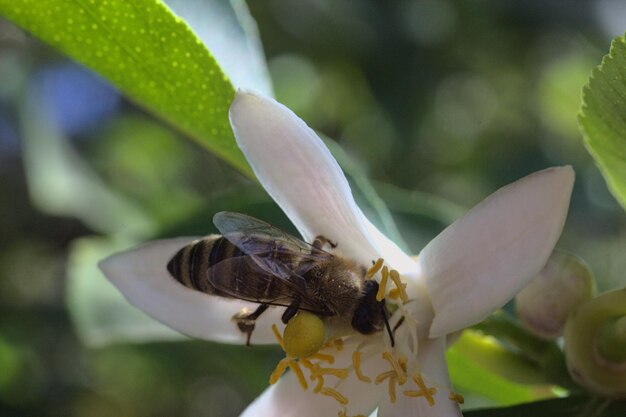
top-left (266, 258), bottom-right (462, 416)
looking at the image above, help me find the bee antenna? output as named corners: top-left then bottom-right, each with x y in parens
top-left (381, 301), bottom-right (395, 347)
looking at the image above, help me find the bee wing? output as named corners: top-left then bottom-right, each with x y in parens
top-left (206, 256), bottom-right (333, 315)
top-left (213, 211), bottom-right (333, 276)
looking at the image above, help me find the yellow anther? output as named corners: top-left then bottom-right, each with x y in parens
top-left (449, 392), bottom-right (465, 404)
top-left (288, 360), bottom-right (308, 390)
top-left (308, 352), bottom-right (335, 364)
top-left (388, 376), bottom-right (397, 404)
top-left (382, 351), bottom-right (407, 384)
top-left (269, 358), bottom-right (289, 385)
top-left (376, 266), bottom-right (389, 301)
top-left (333, 338), bottom-right (344, 351)
top-left (338, 410), bottom-right (366, 417)
top-left (397, 356), bottom-right (408, 374)
top-left (351, 351), bottom-right (371, 383)
top-left (403, 374), bottom-right (437, 406)
top-left (320, 387), bottom-right (349, 405)
top-left (312, 366), bottom-right (349, 379)
top-left (375, 371), bottom-right (396, 384)
top-left (366, 258), bottom-right (384, 279)
top-left (271, 324), bottom-right (284, 349)
top-left (314, 375), bottom-right (325, 393)
top-left (300, 358), bottom-right (316, 372)
top-left (389, 269), bottom-right (408, 303)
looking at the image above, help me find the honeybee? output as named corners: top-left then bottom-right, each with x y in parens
top-left (167, 211), bottom-right (394, 346)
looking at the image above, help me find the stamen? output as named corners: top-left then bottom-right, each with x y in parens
top-left (376, 266), bottom-right (389, 301)
top-left (375, 371), bottom-right (395, 384)
top-left (382, 351), bottom-right (407, 384)
top-left (389, 269), bottom-right (408, 303)
top-left (333, 338), bottom-right (344, 351)
top-left (314, 375), bottom-right (325, 393)
top-left (300, 358), bottom-right (316, 372)
top-left (269, 358), bottom-right (289, 385)
top-left (311, 366), bottom-right (349, 379)
top-left (388, 288), bottom-right (401, 300)
top-left (449, 392), bottom-right (465, 404)
top-left (352, 351), bottom-right (371, 383)
top-left (338, 409), bottom-right (367, 417)
top-left (271, 324), bottom-right (285, 349)
top-left (288, 360), bottom-right (308, 390)
top-left (308, 352), bottom-right (335, 364)
top-left (322, 338), bottom-right (345, 352)
top-left (388, 376), bottom-right (397, 404)
top-left (397, 356), bottom-right (408, 373)
top-left (366, 258), bottom-right (384, 279)
top-left (403, 374), bottom-right (437, 406)
top-left (320, 387), bottom-right (349, 405)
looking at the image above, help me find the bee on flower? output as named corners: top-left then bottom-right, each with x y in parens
top-left (100, 90), bottom-right (574, 417)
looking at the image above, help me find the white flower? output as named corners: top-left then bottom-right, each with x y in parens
top-left (99, 90), bottom-right (574, 417)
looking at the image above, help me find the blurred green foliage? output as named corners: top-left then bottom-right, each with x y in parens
top-left (580, 35), bottom-right (626, 211)
top-left (0, 0), bottom-right (625, 416)
top-left (0, 0), bottom-right (249, 175)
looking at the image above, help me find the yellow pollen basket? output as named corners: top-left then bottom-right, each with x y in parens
top-left (283, 311), bottom-right (326, 358)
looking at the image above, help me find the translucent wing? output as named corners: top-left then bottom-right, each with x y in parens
top-left (213, 211), bottom-right (333, 279)
top-left (206, 256), bottom-right (333, 315)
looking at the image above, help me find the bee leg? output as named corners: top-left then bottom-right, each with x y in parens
top-left (281, 298), bottom-right (302, 324)
top-left (232, 304), bottom-right (270, 347)
top-left (313, 235), bottom-right (338, 250)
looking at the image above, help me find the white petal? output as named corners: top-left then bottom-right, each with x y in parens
top-left (241, 338), bottom-right (387, 417)
top-left (421, 166), bottom-right (575, 338)
top-left (229, 90), bottom-right (380, 266)
top-left (364, 218), bottom-right (421, 278)
top-left (377, 337), bottom-right (462, 417)
top-left (99, 238), bottom-right (285, 344)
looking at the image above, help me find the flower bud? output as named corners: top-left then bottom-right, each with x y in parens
top-left (515, 251), bottom-right (595, 340)
top-left (564, 288), bottom-right (626, 399)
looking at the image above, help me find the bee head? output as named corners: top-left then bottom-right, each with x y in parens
top-left (351, 279), bottom-right (385, 334)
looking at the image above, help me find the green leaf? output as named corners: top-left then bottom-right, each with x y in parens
top-left (0, 0), bottom-right (252, 176)
top-left (465, 396), bottom-right (626, 417)
top-left (448, 331), bottom-right (556, 407)
top-left (579, 34), bottom-right (626, 211)
top-left (164, 0), bottom-right (273, 96)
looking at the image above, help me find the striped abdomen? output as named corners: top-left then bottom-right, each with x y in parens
top-left (167, 234), bottom-right (299, 304)
top-left (167, 235), bottom-right (242, 296)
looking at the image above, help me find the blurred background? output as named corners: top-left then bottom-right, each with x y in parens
top-left (1, 0), bottom-right (625, 415)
